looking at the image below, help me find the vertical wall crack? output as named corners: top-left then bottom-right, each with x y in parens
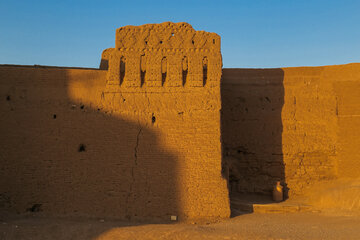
top-left (126, 126), bottom-right (142, 219)
top-left (134, 127), bottom-right (142, 165)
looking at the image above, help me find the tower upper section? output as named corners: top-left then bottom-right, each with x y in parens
top-left (104, 22), bottom-right (222, 88)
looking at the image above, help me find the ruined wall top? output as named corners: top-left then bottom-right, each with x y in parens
top-left (104, 22), bottom-right (222, 89)
top-left (115, 22), bottom-right (221, 51)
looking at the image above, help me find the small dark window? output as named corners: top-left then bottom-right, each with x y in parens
top-left (27, 204), bottom-right (42, 212)
top-left (78, 144), bottom-right (86, 152)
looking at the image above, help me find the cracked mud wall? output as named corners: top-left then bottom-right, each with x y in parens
top-left (97, 22), bottom-right (230, 220)
top-left (0, 64), bottom-right (229, 220)
top-left (0, 66), bottom-right (182, 220)
top-left (222, 63), bottom-right (360, 197)
top-left (0, 62), bottom-right (359, 218)
top-left (1, 19), bottom-right (358, 218)
top-left (0, 22), bottom-right (230, 220)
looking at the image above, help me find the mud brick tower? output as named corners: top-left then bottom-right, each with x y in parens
top-left (100, 22), bottom-right (230, 220)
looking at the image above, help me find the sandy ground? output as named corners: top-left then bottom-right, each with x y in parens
top-left (1, 211), bottom-right (359, 240)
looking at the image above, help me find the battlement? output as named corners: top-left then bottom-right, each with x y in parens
top-left (104, 22), bottom-right (222, 89)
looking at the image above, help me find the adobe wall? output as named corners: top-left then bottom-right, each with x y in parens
top-left (0, 21), bottom-right (358, 218)
top-left (0, 22), bottom-right (230, 221)
top-left (222, 63), bottom-right (360, 197)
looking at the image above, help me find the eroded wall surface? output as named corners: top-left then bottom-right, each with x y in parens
top-left (222, 63), bottom-right (360, 197)
top-left (221, 69), bottom-right (285, 194)
top-left (0, 22), bottom-right (230, 221)
top-left (0, 21), bottom-right (358, 218)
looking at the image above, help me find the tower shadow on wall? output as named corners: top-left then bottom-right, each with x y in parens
top-left (220, 68), bottom-right (286, 217)
top-left (0, 65), bottom-right (180, 236)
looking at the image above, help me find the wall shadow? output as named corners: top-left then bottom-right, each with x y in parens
top-left (0, 66), bottom-right (180, 238)
top-left (221, 68), bottom-right (285, 216)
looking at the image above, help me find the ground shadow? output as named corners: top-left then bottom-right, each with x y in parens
top-left (0, 65), bottom-right (180, 238)
top-left (220, 68), bottom-right (285, 216)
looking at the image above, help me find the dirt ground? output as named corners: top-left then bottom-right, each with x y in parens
top-left (1, 211), bottom-right (359, 240)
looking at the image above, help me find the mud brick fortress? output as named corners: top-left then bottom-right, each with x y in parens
top-left (1, 22), bottom-right (359, 220)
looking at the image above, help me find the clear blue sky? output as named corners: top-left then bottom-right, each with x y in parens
top-left (0, 0), bottom-right (359, 68)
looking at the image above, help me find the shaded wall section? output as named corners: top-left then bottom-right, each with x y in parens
top-left (0, 65), bottom-right (230, 220)
top-left (222, 63), bottom-right (360, 197)
top-left (221, 69), bottom-right (285, 195)
top-left (0, 66), bottom-right (178, 220)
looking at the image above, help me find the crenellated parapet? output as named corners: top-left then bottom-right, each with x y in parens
top-left (103, 22), bottom-right (222, 89)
